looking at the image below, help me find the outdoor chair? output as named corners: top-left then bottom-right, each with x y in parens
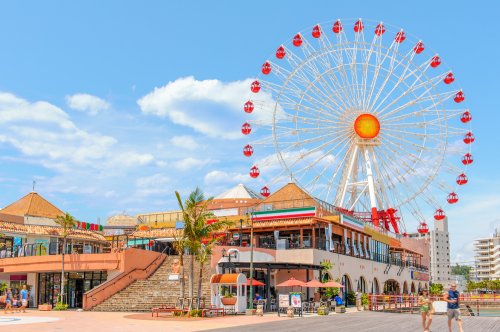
top-left (270, 299), bottom-right (277, 311)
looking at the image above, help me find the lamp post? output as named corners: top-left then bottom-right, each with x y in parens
top-left (248, 213), bottom-right (255, 313)
top-left (221, 248), bottom-right (237, 274)
top-left (239, 219), bottom-right (243, 247)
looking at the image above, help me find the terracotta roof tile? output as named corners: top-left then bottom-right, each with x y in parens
top-left (0, 221), bottom-right (106, 242)
top-left (1, 192), bottom-right (64, 219)
top-left (132, 228), bottom-right (182, 238)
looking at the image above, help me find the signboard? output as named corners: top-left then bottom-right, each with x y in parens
top-left (279, 294), bottom-right (289, 308)
top-left (411, 271), bottom-right (430, 281)
top-left (290, 292), bottom-right (302, 308)
top-left (253, 207), bottom-right (316, 221)
top-left (340, 214), bottom-right (364, 231)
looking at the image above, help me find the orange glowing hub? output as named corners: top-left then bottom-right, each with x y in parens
top-left (354, 113), bottom-right (380, 139)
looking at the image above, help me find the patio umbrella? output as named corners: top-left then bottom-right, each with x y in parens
top-left (276, 277), bottom-right (306, 287)
top-left (322, 281), bottom-right (345, 288)
top-left (246, 278), bottom-right (265, 286)
top-left (304, 279), bottom-right (325, 288)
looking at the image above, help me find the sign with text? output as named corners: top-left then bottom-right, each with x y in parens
top-left (279, 294), bottom-right (289, 308)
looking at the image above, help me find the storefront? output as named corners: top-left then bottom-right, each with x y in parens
top-left (37, 271), bottom-right (107, 308)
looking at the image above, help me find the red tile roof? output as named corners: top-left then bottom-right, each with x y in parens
top-left (1, 192), bottom-right (65, 219)
top-left (0, 221), bottom-right (107, 243)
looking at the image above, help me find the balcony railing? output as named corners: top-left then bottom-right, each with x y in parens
top-left (222, 240), bottom-right (428, 272)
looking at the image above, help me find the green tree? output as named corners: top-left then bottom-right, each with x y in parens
top-left (172, 228), bottom-right (188, 302)
top-left (54, 213), bottom-right (77, 304)
top-left (176, 188), bottom-right (230, 309)
top-left (451, 264), bottom-right (471, 281)
top-left (466, 280), bottom-right (477, 292)
top-left (429, 283), bottom-right (444, 295)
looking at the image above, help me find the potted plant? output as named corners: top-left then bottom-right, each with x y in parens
top-left (317, 305), bottom-right (329, 315)
top-left (361, 293), bottom-right (369, 310)
top-left (221, 292), bottom-right (237, 306)
top-left (38, 303), bottom-right (53, 311)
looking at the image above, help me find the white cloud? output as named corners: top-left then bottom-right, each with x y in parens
top-left (137, 76), bottom-right (276, 139)
top-left (170, 135), bottom-right (199, 150)
top-left (0, 92), bottom-right (154, 174)
top-left (66, 93), bottom-right (110, 115)
top-left (135, 174), bottom-right (171, 197)
top-left (204, 170), bottom-right (249, 186)
top-left (174, 157), bottom-right (212, 171)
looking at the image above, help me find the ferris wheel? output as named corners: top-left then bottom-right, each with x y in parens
top-left (241, 19), bottom-right (473, 234)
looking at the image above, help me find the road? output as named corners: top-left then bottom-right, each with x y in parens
top-left (205, 311), bottom-right (500, 332)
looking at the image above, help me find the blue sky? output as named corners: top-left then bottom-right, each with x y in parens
top-left (0, 1), bottom-right (498, 264)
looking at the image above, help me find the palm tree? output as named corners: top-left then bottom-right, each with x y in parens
top-left (194, 218), bottom-right (233, 309)
top-left (172, 228), bottom-right (188, 303)
top-left (176, 188), bottom-right (228, 309)
top-left (54, 213), bottom-right (76, 304)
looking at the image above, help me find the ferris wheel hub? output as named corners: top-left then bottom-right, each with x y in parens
top-left (354, 113), bottom-right (380, 139)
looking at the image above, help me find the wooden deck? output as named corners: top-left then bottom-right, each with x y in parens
top-left (205, 311), bottom-right (500, 332)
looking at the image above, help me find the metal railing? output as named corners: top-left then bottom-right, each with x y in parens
top-left (220, 239), bottom-right (428, 272)
top-left (368, 294), bottom-right (500, 316)
top-left (0, 242), bottom-right (108, 258)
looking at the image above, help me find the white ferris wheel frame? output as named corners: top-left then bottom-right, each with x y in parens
top-left (244, 19), bottom-right (472, 231)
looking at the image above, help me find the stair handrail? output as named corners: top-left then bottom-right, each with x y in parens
top-left (83, 247), bottom-right (169, 310)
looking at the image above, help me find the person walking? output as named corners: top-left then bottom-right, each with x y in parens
top-left (3, 288), bottom-right (14, 314)
top-left (355, 290), bottom-right (362, 311)
top-left (444, 283), bottom-right (463, 332)
top-left (418, 289), bottom-right (433, 332)
top-left (19, 285), bottom-right (29, 313)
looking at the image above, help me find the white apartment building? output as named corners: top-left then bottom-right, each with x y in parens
top-left (409, 217), bottom-right (451, 284)
top-left (472, 229), bottom-right (500, 281)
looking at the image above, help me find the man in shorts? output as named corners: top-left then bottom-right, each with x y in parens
top-left (444, 283), bottom-right (463, 332)
top-left (19, 285), bottom-right (29, 313)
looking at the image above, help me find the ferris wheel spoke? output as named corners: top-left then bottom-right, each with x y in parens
top-left (315, 31), bottom-right (360, 110)
top-left (380, 131), bottom-right (426, 153)
top-left (382, 143), bottom-right (443, 202)
top-left (365, 37), bottom-right (402, 112)
top-left (369, 48), bottom-right (417, 114)
top-left (279, 131), bottom-right (353, 162)
top-left (380, 89), bottom-right (459, 122)
top-left (304, 138), bottom-right (354, 192)
top-left (271, 62), bottom-right (352, 115)
top-left (360, 33), bottom-right (383, 110)
top-left (377, 147), bottom-right (430, 206)
top-left (285, 133), bottom-right (353, 178)
top-left (373, 73), bottom-right (445, 116)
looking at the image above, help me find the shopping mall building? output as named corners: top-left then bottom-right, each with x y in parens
top-left (0, 184), bottom-right (430, 310)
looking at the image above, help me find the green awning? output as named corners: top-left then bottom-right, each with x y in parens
top-left (127, 239), bottom-right (151, 246)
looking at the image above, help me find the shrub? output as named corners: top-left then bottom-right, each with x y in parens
top-left (346, 291), bottom-right (356, 305)
top-left (54, 302), bottom-right (69, 311)
top-left (324, 287), bottom-right (339, 298)
top-left (189, 309), bottom-right (203, 317)
top-left (173, 311), bottom-right (186, 317)
top-left (361, 293), bottom-right (369, 306)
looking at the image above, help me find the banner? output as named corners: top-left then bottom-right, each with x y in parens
top-left (253, 207), bottom-right (316, 221)
top-left (357, 233), bottom-right (364, 257)
top-left (351, 231), bottom-right (358, 256)
top-left (340, 214), bottom-right (365, 231)
top-left (327, 224), bottom-right (333, 251)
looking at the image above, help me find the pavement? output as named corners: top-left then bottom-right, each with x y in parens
top-left (0, 309), bottom-right (498, 332)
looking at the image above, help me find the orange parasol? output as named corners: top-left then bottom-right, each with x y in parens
top-left (276, 277), bottom-right (306, 287)
top-left (246, 278), bottom-right (265, 286)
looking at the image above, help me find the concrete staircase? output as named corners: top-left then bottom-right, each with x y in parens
top-left (92, 255), bottom-right (213, 312)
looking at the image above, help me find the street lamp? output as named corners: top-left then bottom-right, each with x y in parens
top-left (221, 248), bottom-right (238, 274)
top-left (239, 219), bottom-right (243, 247)
top-left (248, 213), bottom-right (255, 312)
